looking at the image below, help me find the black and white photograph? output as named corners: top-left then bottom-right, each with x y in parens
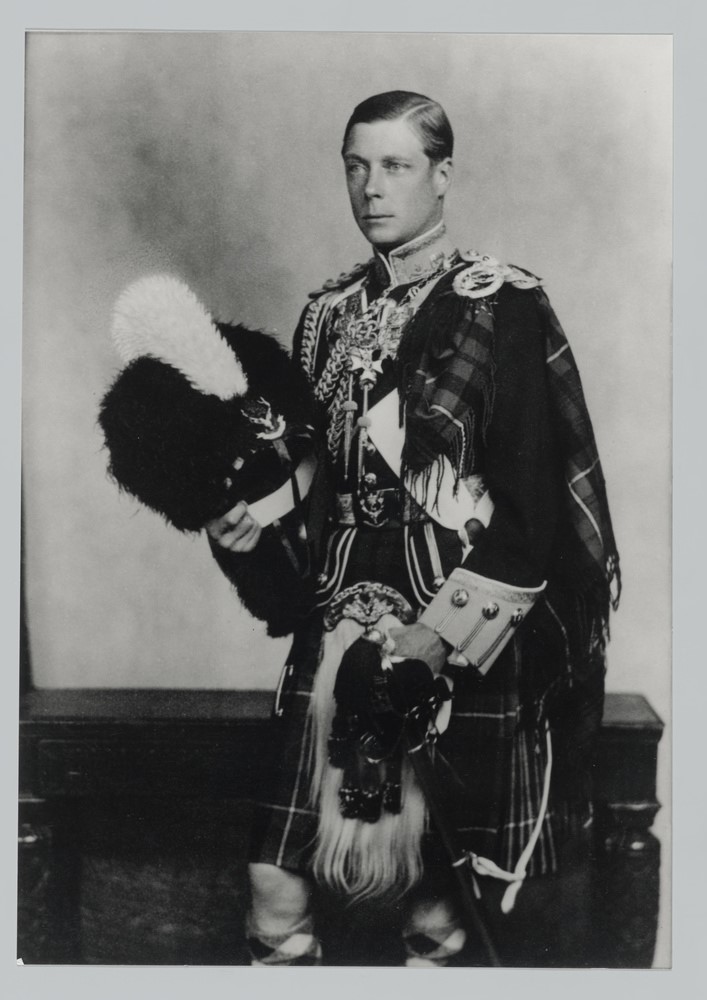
top-left (16, 26), bottom-right (672, 977)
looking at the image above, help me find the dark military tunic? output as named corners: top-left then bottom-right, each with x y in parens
top-left (249, 223), bottom-right (618, 892)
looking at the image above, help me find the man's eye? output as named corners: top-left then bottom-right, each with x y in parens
top-left (385, 162), bottom-right (405, 172)
top-left (346, 163), bottom-right (365, 177)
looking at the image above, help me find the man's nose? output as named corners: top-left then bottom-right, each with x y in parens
top-left (364, 166), bottom-right (384, 198)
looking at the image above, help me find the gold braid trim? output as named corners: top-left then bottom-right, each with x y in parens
top-left (299, 296), bottom-right (329, 383)
top-left (325, 375), bottom-right (351, 459)
top-left (301, 276), bottom-right (368, 387)
top-left (307, 261), bottom-right (371, 299)
top-left (314, 335), bottom-right (349, 405)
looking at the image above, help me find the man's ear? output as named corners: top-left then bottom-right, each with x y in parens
top-left (434, 157), bottom-right (453, 197)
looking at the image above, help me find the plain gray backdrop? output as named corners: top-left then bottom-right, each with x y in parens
top-left (23, 33), bottom-right (671, 701)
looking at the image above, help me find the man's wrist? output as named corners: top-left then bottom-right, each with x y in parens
top-left (419, 567), bottom-right (546, 675)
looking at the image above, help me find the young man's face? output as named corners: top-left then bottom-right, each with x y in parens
top-left (342, 118), bottom-right (452, 252)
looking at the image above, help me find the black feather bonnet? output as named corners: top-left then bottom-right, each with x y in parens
top-left (98, 275), bottom-right (317, 532)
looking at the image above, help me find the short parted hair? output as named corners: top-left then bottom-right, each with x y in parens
top-left (342, 91), bottom-right (454, 163)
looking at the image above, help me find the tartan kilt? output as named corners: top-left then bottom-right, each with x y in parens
top-left (248, 525), bottom-right (601, 882)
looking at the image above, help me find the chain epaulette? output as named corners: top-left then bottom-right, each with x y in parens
top-left (452, 250), bottom-right (543, 301)
top-left (307, 260), bottom-right (372, 299)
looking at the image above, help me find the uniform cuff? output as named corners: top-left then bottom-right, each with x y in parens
top-left (418, 567), bottom-right (546, 675)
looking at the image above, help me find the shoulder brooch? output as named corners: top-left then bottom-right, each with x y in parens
top-left (308, 259), bottom-right (372, 299)
top-left (454, 250), bottom-right (543, 300)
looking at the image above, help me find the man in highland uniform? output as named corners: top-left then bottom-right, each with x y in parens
top-left (207, 91), bottom-right (619, 966)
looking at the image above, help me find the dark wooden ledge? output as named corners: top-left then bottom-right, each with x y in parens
top-left (17, 688), bottom-right (664, 967)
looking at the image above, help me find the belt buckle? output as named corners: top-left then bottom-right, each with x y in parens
top-left (323, 581), bottom-right (415, 631)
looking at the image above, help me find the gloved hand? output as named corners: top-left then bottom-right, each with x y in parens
top-left (388, 621), bottom-right (449, 675)
top-left (205, 499), bottom-right (262, 552)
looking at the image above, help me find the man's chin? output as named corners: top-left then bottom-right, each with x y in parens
top-left (366, 232), bottom-right (405, 253)
top-left (357, 218), bottom-right (400, 249)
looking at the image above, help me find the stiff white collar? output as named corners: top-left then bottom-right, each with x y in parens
top-left (372, 221), bottom-right (457, 288)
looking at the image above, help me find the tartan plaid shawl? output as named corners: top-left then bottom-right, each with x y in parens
top-left (397, 272), bottom-right (620, 649)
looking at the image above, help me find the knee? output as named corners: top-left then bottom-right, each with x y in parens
top-left (249, 862), bottom-right (311, 923)
top-left (406, 895), bottom-right (458, 934)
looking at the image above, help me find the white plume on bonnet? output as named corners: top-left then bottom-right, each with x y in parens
top-left (111, 274), bottom-right (249, 400)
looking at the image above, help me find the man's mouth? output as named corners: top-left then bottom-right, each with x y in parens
top-left (363, 214), bottom-right (392, 221)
